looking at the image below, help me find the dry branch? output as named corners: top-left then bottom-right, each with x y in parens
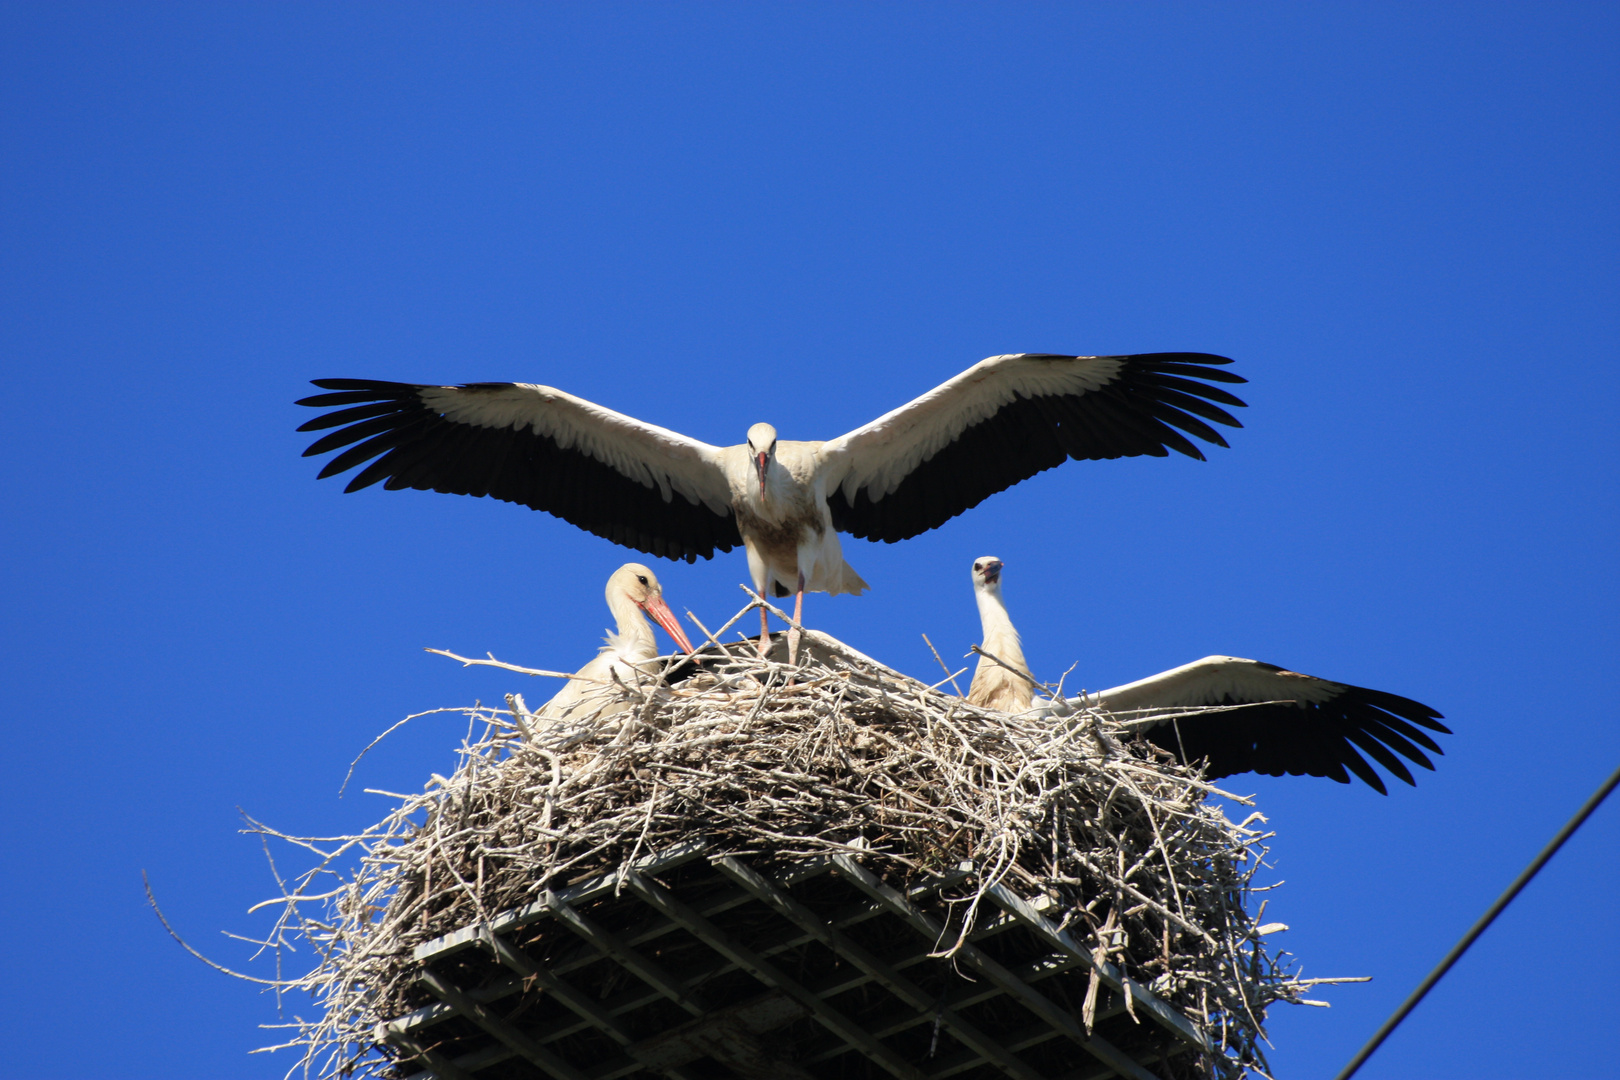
top-left (215, 602), bottom-right (1342, 1079)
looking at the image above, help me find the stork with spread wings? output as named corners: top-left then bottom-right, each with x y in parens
top-left (298, 352), bottom-right (1245, 651)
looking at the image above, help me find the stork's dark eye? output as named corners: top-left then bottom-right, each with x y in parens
top-left (637, 575), bottom-right (649, 586)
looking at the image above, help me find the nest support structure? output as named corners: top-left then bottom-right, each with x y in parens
top-left (245, 614), bottom-right (1348, 1080)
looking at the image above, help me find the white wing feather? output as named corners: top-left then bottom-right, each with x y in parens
top-left (419, 384), bottom-right (733, 514)
top-left (815, 354), bottom-right (1126, 502)
top-left (1089, 656), bottom-right (1346, 712)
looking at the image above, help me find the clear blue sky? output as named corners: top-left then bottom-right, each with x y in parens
top-left (2, 4), bottom-right (1616, 1078)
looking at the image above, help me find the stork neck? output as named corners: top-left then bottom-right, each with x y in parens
top-left (605, 592), bottom-right (657, 660)
top-left (974, 585), bottom-right (1028, 672)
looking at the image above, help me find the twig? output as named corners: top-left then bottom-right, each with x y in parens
top-left (424, 648), bottom-right (580, 681)
top-left (921, 633), bottom-right (966, 698)
top-left (144, 872), bottom-right (286, 985)
top-left (968, 643), bottom-right (1046, 691)
top-left (338, 707), bottom-right (469, 797)
top-left (207, 627), bottom-right (1333, 1080)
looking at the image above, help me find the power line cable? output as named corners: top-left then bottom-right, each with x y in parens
top-left (1334, 758), bottom-right (1620, 1080)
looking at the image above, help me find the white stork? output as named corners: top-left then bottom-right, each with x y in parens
top-left (965, 557), bottom-right (1450, 793)
top-left (966, 556), bottom-right (1037, 712)
top-left (538, 563), bottom-right (695, 723)
top-left (297, 352), bottom-right (1246, 652)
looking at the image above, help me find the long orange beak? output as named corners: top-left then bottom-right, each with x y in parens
top-left (755, 452), bottom-right (768, 495)
top-left (640, 592), bottom-right (695, 654)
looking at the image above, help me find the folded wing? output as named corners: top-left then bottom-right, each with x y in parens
top-left (296, 380), bottom-right (740, 562)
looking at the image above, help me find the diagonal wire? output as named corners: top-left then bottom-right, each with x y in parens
top-left (1335, 758), bottom-right (1620, 1080)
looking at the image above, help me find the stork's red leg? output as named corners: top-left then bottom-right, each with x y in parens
top-left (787, 573), bottom-right (806, 665)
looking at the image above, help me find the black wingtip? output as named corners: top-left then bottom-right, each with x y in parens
top-left (1146, 353), bottom-right (1248, 383)
top-left (1161, 352), bottom-right (1238, 366)
top-left (1342, 750), bottom-right (1390, 794)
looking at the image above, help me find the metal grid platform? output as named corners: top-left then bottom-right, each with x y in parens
top-left (379, 841), bottom-right (1210, 1080)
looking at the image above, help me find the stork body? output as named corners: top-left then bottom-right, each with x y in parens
top-left (964, 557), bottom-right (1450, 793)
top-left (966, 557), bottom-right (1034, 712)
top-left (726, 423), bottom-right (870, 654)
top-left (539, 563), bottom-right (694, 723)
top-left (297, 353), bottom-right (1246, 645)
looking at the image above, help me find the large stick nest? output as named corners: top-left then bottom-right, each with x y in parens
top-left (241, 616), bottom-right (1346, 1079)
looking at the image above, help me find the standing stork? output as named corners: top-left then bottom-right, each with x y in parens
top-left (539, 563), bottom-right (695, 723)
top-left (965, 556), bottom-right (1451, 793)
top-left (297, 352), bottom-right (1246, 654)
top-left (967, 556), bottom-right (1036, 712)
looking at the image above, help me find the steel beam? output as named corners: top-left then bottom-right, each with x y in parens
top-left (625, 870), bottom-right (930, 1080)
top-left (833, 854), bottom-right (1159, 1080)
top-left (714, 855), bottom-right (1046, 1080)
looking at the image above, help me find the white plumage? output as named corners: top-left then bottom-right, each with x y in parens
top-left (964, 557), bottom-right (1450, 793)
top-left (1089, 656), bottom-right (1345, 713)
top-left (538, 563), bottom-right (695, 723)
top-left (299, 352), bottom-right (1245, 649)
top-left (965, 556), bottom-right (1035, 713)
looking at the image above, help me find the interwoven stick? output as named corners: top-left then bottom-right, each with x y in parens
top-left (189, 599), bottom-right (1343, 1080)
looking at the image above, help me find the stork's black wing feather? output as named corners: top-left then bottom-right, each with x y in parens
top-left (1141, 684), bottom-right (1449, 794)
top-left (828, 353), bottom-right (1247, 543)
top-left (295, 380), bottom-right (742, 563)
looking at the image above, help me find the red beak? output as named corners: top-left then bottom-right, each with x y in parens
top-left (640, 593), bottom-right (695, 654)
top-left (755, 452), bottom-right (768, 495)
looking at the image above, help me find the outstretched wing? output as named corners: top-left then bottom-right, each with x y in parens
top-left (296, 380), bottom-right (741, 562)
top-left (1092, 656), bottom-right (1450, 794)
top-left (816, 353), bottom-right (1246, 543)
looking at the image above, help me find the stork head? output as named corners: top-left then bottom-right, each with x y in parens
top-left (746, 422), bottom-right (778, 495)
top-left (971, 556), bottom-right (1005, 592)
top-left (607, 563), bottom-right (695, 653)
